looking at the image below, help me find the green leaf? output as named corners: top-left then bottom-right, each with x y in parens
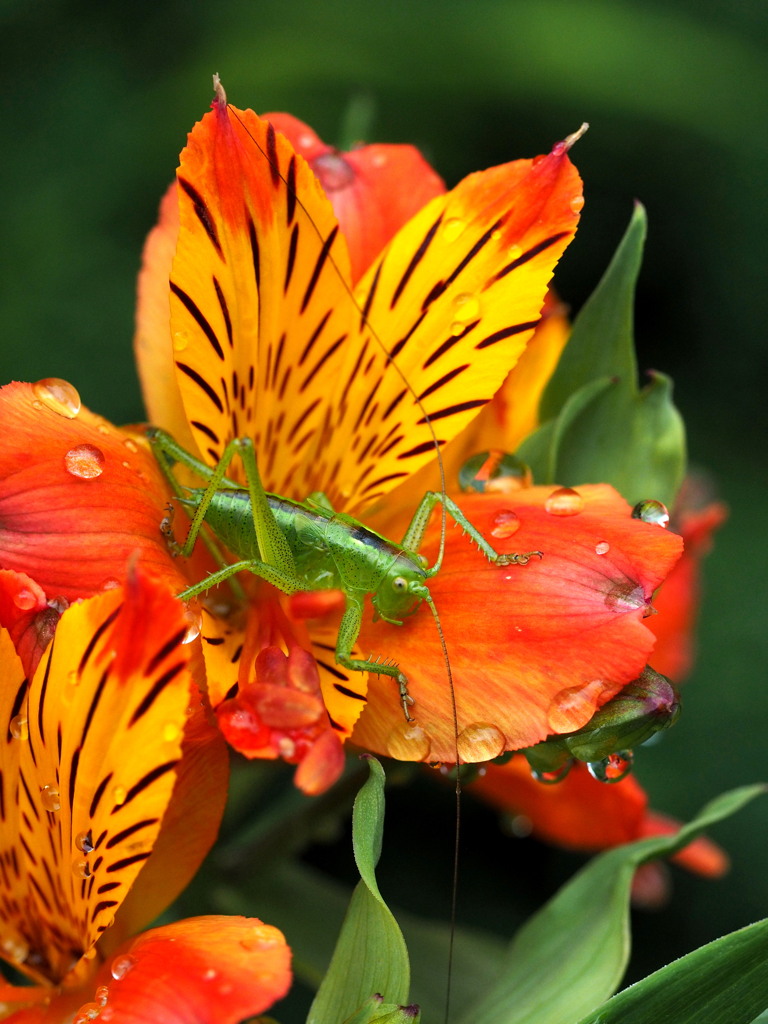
top-left (523, 205), bottom-right (686, 505)
top-left (576, 918), bottom-right (768, 1024)
top-left (460, 785), bottom-right (766, 1024)
top-left (307, 757), bottom-right (411, 1024)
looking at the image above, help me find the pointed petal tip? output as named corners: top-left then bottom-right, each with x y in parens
top-left (212, 72), bottom-right (227, 110)
top-left (559, 122), bottom-right (590, 153)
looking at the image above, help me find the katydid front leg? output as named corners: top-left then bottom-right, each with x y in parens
top-left (335, 594), bottom-right (415, 721)
top-left (401, 491), bottom-right (543, 575)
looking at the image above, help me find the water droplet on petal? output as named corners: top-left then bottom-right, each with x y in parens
top-left (32, 378), bottom-right (81, 418)
top-left (10, 715), bottom-right (28, 741)
top-left (94, 987), bottom-right (109, 1008)
top-left (162, 721), bottom-right (181, 743)
top-left (182, 605), bottom-right (202, 644)
top-left (110, 954), bottom-right (136, 980)
top-left (587, 750), bottom-right (634, 783)
top-left (490, 509), bottom-right (521, 539)
top-left (595, 541), bottom-right (610, 555)
top-left (547, 680), bottom-right (614, 732)
top-left (386, 721), bottom-right (431, 761)
top-left (531, 759), bottom-right (574, 785)
top-left (100, 1009), bottom-right (114, 1022)
top-left (100, 577), bottom-right (121, 591)
top-left (507, 813), bottom-right (533, 837)
top-left (631, 499), bottom-right (669, 527)
top-left (64, 444), bottom-right (105, 480)
top-left (76, 830), bottom-right (94, 853)
top-left (545, 486), bottom-right (584, 516)
top-left (40, 785), bottom-right (61, 812)
top-left (122, 438), bottom-right (139, 454)
top-left (456, 722), bottom-right (505, 762)
top-left (203, 968), bottom-right (217, 980)
top-left (1, 936), bottom-right (29, 963)
top-left (111, 785), bottom-right (127, 807)
top-left (312, 151), bottom-right (355, 190)
top-left (507, 244), bottom-right (522, 260)
top-left (570, 194), bottom-right (585, 214)
top-left (72, 858), bottom-right (91, 879)
top-left (73, 1004), bottom-right (102, 1023)
top-left (450, 293), bottom-right (481, 335)
top-left (13, 588), bottom-right (37, 611)
top-left (604, 580), bottom-right (648, 612)
top-left (442, 217), bottom-right (466, 243)
top-left (172, 330), bottom-right (189, 352)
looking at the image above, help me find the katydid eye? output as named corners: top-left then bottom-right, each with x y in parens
top-left (392, 576), bottom-right (408, 592)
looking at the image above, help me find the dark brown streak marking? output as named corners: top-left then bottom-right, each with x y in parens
top-left (178, 178), bottom-right (223, 257)
top-left (272, 333), bottom-right (286, 390)
top-left (248, 218), bottom-right (261, 290)
top-left (299, 336), bottom-right (346, 393)
top-left (91, 899), bottom-right (119, 923)
top-left (284, 223), bottom-right (299, 293)
top-left (377, 434), bottom-right (405, 457)
top-left (345, 338), bottom-right (370, 395)
top-left (172, 282), bottom-right (225, 358)
top-left (89, 774), bottom-right (112, 819)
top-left (204, 636), bottom-right (225, 646)
top-left (191, 420), bottom-right (220, 445)
top-left (213, 278), bottom-right (234, 348)
top-left (333, 683), bottom-right (366, 701)
top-left (177, 363), bottom-right (224, 414)
top-left (278, 367), bottom-right (292, 402)
top-left (128, 662), bottom-right (185, 728)
top-left (78, 607), bottom-right (120, 677)
top-left (382, 389), bottom-right (407, 422)
top-left (360, 261), bottom-right (383, 330)
top-left (418, 364), bottom-right (469, 402)
top-left (80, 669), bottom-right (109, 749)
top-left (353, 380), bottom-right (381, 434)
top-left (301, 226), bottom-right (339, 314)
top-left (316, 660), bottom-right (348, 682)
top-left (0, 771), bottom-right (4, 822)
top-left (7, 676), bottom-right (29, 742)
top-left (97, 882), bottom-right (120, 894)
top-left (490, 232), bottom-right (569, 285)
top-left (19, 771), bottom-right (39, 822)
top-left (422, 220), bottom-right (502, 310)
top-left (36, 638), bottom-right (55, 747)
top-left (299, 310), bottom-right (331, 366)
top-left (286, 156), bottom-right (297, 224)
top-left (397, 440), bottom-right (444, 460)
top-left (120, 761), bottom-right (179, 808)
top-left (146, 629), bottom-right (187, 676)
top-left (417, 399), bottom-right (486, 423)
top-left (391, 213), bottom-right (443, 309)
top-left (106, 852), bottom-right (151, 873)
top-left (389, 309), bottom-right (428, 361)
top-left (475, 320), bottom-right (540, 349)
top-left (361, 471), bottom-right (409, 493)
top-left (68, 747), bottom-right (80, 811)
top-left (230, 644), bottom-right (243, 665)
top-left (106, 819), bottom-right (159, 850)
top-left (266, 122), bottom-right (280, 187)
top-left (423, 322), bottom-right (480, 369)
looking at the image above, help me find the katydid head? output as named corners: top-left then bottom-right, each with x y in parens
top-left (372, 552), bottom-right (431, 626)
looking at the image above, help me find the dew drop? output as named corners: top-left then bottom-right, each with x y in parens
top-left (110, 954), bottom-right (136, 980)
top-left (545, 486), bottom-right (584, 516)
top-left (203, 968), bottom-right (217, 980)
top-left (450, 292), bottom-right (481, 333)
top-left (507, 243), bottom-right (522, 260)
top-left (64, 444), bottom-right (105, 480)
top-left (111, 785), bottom-right (127, 807)
top-left (1, 936), bottom-right (29, 964)
top-left (73, 1001), bottom-right (102, 1022)
top-left (490, 509), bottom-right (521, 539)
top-left (631, 499), bottom-right (670, 527)
top-left (100, 1009), bottom-right (114, 1022)
top-left (531, 759), bottom-right (573, 785)
top-left (100, 577), bottom-right (121, 591)
top-left (12, 588), bottom-right (37, 611)
top-left (162, 721), bottom-right (181, 743)
top-left (72, 859), bottom-right (91, 879)
top-left (32, 378), bottom-right (81, 418)
top-left (507, 813), bottom-right (533, 837)
top-left (386, 721), bottom-right (431, 761)
top-left (40, 785), bottom-right (61, 812)
top-left (587, 750), bottom-right (634, 784)
top-left (570, 194), bottom-right (585, 214)
top-left (95, 987), bottom-right (109, 1008)
top-left (122, 438), bottom-right (139, 454)
top-left (182, 605), bottom-right (202, 644)
top-left (75, 829), bottom-right (94, 853)
top-left (595, 541), bottom-right (610, 555)
top-left (312, 151), bottom-right (355, 190)
top-left (456, 722), bottom-right (505, 762)
top-left (10, 715), bottom-right (28, 741)
top-left (172, 330), bottom-right (189, 352)
top-left (547, 679), bottom-right (613, 732)
top-left (442, 217), bottom-right (466, 243)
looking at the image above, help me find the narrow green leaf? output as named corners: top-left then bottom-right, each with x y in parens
top-left (540, 204), bottom-right (646, 421)
top-left (576, 918), bottom-right (768, 1024)
top-left (307, 758), bottom-right (410, 1024)
top-left (461, 785), bottom-right (766, 1024)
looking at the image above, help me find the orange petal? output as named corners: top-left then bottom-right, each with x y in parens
top-left (75, 917), bottom-right (291, 1024)
top-left (266, 111), bottom-right (446, 283)
top-left (134, 184), bottom-right (200, 456)
top-left (353, 484), bottom-right (682, 764)
top-left (0, 382), bottom-right (188, 602)
top-left (0, 571), bottom-right (193, 987)
top-left (0, 569), bottom-right (61, 678)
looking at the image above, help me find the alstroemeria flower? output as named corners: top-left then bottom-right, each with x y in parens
top-left (470, 756), bottom-right (728, 906)
top-left (0, 569), bottom-right (290, 1022)
top-left (128, 83), bottom-right (685, 775)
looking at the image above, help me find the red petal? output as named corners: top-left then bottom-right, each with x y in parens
top-left (266, 112), bottom-right (446, 283)
top-left (0, 569), bottom-right (60, 677)
top-left (79, 917), bottom-right (291, 1024)
top-left (354, 485), bottom-right (682, 763)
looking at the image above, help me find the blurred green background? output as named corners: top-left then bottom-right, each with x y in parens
top-left (3, 0), bottom-right (767, 1015)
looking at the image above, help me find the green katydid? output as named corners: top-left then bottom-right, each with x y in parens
top-left (147, 426), bottom-right (541, 721)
